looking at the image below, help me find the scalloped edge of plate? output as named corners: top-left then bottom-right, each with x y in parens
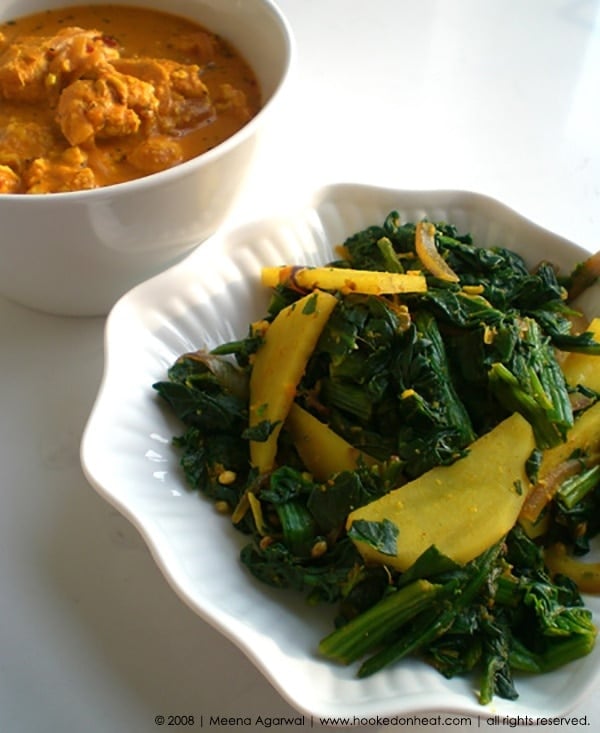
top-left (81, 182), bottom-right (599, 719)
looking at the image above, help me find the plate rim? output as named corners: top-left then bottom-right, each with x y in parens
top-left (80, 182), bottom-right (599, 719)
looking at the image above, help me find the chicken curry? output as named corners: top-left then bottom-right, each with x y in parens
top-left (0, 5), bottom-right (261, 193)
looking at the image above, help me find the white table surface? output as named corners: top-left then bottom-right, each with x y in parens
top-left (2, 1), bottom-right (599, 731)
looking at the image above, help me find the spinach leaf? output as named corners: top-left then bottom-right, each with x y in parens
top-left (347, 518), bottom-right (398, 556)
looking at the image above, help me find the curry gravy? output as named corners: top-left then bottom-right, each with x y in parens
top-left (0, 5), bottom-right (261, 192)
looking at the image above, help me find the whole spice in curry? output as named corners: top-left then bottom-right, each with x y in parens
top-left (0, 5), bottom-right (261, 193)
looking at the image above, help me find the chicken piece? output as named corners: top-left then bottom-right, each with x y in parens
top-left (24, 146), bottom-right (97, 193)
top-left (111, 57), bottom-right (171, 112)
top-left (0, 35), bottom-right (53, 102)
top-left (0, 27), bottom-right (120, 104)
top-left (169, 62), bottom-right (211, 99)
top-left (56, 70), bottom-right (159, 146)
top-left (167, 62), bottom-right (214, 130)
top-left (127, 135), bottom-right (184, 174)
top-left (0, 121), bottom-right (56, 173)
top-left (112, 57), bottom-right (213, 132)
top-left (46, 27), bottom-right (121, 95)
top-left (214, 83), bottom-right (252, 122)
top-left (0, 163), bottom-right (21, 193)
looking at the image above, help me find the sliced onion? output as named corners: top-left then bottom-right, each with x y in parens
top-left (520, 458), bottom-right (583, 522)
top-left (415, 221), bottom-right (460, 283)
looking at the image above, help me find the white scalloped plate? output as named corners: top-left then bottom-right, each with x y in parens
top-left (81, 183), bottom-right (600, 719)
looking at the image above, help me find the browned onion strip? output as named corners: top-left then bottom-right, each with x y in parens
top-left (520, 459), bottom-right (586, 523)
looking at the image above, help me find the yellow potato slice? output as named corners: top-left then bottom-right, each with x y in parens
top-left (249, 290), bottom-right (337, 473)
top-left (347, 413), bottom-right (535, 571)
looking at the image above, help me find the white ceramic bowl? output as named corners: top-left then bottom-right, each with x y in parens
top-left (81, 183), bottom-right (600, 719)
top-left (0, 0), bottom-right (293, 316)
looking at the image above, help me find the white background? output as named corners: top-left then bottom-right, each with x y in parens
top-left (1, 1), bottom-right (600, 731)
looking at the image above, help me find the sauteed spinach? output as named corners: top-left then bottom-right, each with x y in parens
top-left (154, 212), bottom-right (600, 704)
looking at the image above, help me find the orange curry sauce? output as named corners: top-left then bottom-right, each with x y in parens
top-left (0, 5), bottom-right (261, 193)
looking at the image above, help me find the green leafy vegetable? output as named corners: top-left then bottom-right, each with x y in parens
top-left (347, 518), bottom-right (399, 556)
top-left (153, 211), bottom-right (600, 704)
